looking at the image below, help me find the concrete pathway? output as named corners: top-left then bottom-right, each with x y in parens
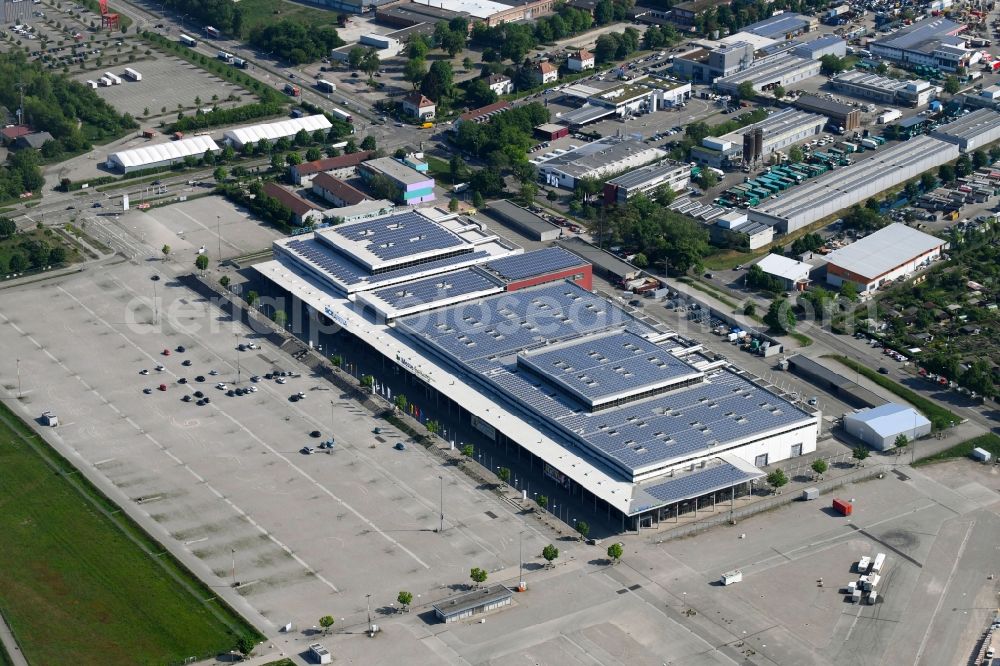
top-left (0, 611), bottom-right (29, 666)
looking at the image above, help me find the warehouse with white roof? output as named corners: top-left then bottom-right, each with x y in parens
top-left (843, 403), bottom-right (931, 450)
top-left (824, 222), bottom-right (945, 293)
top-left (106, 135), bottom-right (220, 173)
top-left (223, 114), bottom-right (332, 149)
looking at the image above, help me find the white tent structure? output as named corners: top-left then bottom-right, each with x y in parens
top-left (223, 115), bottom-right (333, 149)
top-left (106, 136), bottom-right (220, 173)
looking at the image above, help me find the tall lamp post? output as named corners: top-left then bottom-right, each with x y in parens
top-left (234, 335), bottom-right (241, 385)
top-left (231, 548), bottom-right (237, 587)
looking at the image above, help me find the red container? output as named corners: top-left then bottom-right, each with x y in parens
top-left (833, 498), bottom-right (853, 516)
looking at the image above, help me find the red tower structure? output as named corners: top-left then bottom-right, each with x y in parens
top-left (99, 0), bottom-right (120, 30)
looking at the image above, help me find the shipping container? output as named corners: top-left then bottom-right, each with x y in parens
top-left (179, 33), bottom-right (197, 47)
top-left (833, 498), bottom-right (852, 516)
top-left (877, 109), bottom-right (902, 124)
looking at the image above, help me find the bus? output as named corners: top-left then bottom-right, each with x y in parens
top-left (315, 79), bottom-right (336, 93)
top-left (179, 34), bottom-right (197, 47)
top-left (331, 107), bottom-right (353, 123)
top-left (204, 25), bottom-right (221, 38)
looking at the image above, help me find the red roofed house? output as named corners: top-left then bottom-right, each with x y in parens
top-left (455, 101), bottom-right (511, 129)
top-left (289, 150), bottom-right (375, 186)
top-left (535, 61), bottom-right (559, 85)
top-left (568, 50), bottom-right (595, 72)
top-left (1, 125), bottom-right (32, 144)
top-left (402, 93), bottom-right (436, 121)
top-left (263, 182), bottom-right (324, 226)
top-left (312, 172), bottom-right (368, 207)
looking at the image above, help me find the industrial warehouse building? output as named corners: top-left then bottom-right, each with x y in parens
top-left (537, 137), bottom-right (667, 189)
top-left (830, 71), bottom-right (937, 107)
top-left (843, 403), bottom-right (931, 450)
top-left (312, 172), bottom-right (368, 207)
top-left (793, 94), bottom-right (860, 132)
top-left (290, 151), bottom-right (375, 186)
top-left (930, 108), bottom-right (1000, 152)
top-left (602, 160), bottom-right (690, 204)
top-left (824, 222), bottom-right (945, 293)
top-left (742, 12), bottom-right (816, 39)
top-left (748, 136), bottom-right (961, 233)
top-left (561, 79), bottom-right (691, 126)
top-left (869, 17), bottom-right (970, 72)
top-left (755, 253), bottom-right (812, 291)
top-left (710, 210), bottom-right (775, 250)
top-left (793, 34), bottom-right (847, 59)
top-left (256, 208), bottom-right (819, 532)
top-left (484, 199), bottom-right (561, 241)
top-left (382, 0), bottom-right (556, 26)
top-left (691, 108), bottom-right (826, 168)
top-left (713, 53), bottom-right (821, 95)
top-left (223, 115), bottom-right (332, 149)
top-left (106, 135), bottom-right (220, 173)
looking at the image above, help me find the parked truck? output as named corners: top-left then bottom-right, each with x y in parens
top-left (123, 67), bottom-right (141, 81)
top-left (283, 83), bottom-right (301, 97)
top-left (877, 109), bottom-right (902, 124)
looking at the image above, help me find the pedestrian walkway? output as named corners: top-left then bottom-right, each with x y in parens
top-left (0, 610), bottom-right (28, 666)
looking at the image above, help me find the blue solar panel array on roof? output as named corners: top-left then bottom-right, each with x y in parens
top-left (642, 461), bottom-right (762, 504)
top-left (483, 247), bottom-right (586, 283)
top-left (519, 330), bottom-right (701, 404)
top-left (326, 211), bottom-right (466, 262)
top-left (371, 268), bottom-right (502, 310)
top-left (282, 238), bottom-right (493, 291)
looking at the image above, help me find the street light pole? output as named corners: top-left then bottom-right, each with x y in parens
top-left (217, 215), bottom-right (221, 259)
top-left (438, 475), bottom-right (444, 533)
top-left (16, 359), bottom-right (21, 398)
top-left (231, 548), bottom-right (237, 587)
top-left (235, 335), bottom-right (241, 385)
top-left (518, 530), bottom-right (524, 589)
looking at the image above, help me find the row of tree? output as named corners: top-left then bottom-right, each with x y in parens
top-left (0, 151), bottom-right (44, 202)
top-left (248, 22), bottom-right (344, 65)
top-left (167, 102), bottom-right (285, 133)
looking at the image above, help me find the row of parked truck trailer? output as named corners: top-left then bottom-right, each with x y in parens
top-left (85, 68), bottom-right (141, 88)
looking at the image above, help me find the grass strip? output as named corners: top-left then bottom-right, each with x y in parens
top-left (913, 433), bottom-right (1000, 467)
top-left (825, 355), bottom-right (961, 430)
top-left (0, 401), bottom-right (261, 666)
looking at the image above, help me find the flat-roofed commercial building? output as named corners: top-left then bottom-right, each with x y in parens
top-left (869, 17), bottom-right (970, 72)
top-left (106, 136), bottom-right (220, 173)
top-left (483, 199), bottom-right (561, 241)
top-left (843, 403), bottom-right (931, 450)
top-left (537, 137), bottom-right (667, 189)
top-left (714, 53), bottom-right (821, 95)
top-left (602, 160), bottom-right (690, 204)
top-left (743, 13), bottom-right (815, 39)
top-left (691, 108), bottom-right (826, 168)
top-left (793, 34), bottom-right (846, 59)
top-left (824, 222), bottom-right (946, 293)
top-left (748, 136), bottom-right (960, 233)
top-left (830, 71), bottom-right (937, 107)
top-left (793, 94), bottom-right (860, 131)
top-left (755, 253), bottom-right (812, 291)
top-left (359, 157), bottom-right (435, 205)
top-left (930, 108), bottom-right (1000, 152)
top-left (433, 585), bottom-right (513, 623)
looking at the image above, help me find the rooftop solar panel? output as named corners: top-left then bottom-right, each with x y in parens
top-left (323, 211), bottom-right (466, 264)
top-left (483, 247), bottom-right (587, 283)
top-left (641, 460), bottom-right (763, 504)
top-left (369, 268), bottom-right (502, 311)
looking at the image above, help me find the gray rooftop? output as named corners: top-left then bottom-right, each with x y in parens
top-left (714, 53), bottom-right (818, 87)
top-left (538, 137), bottom-right (666, 179)
top-left (485, 200), bottom-right (560, 236)
top-left (640, 455), bottom-right (764, 504)
top-left (432, 584), bottom-right (512, 617)
top-left (366, 267), bottom-right (503, 314)
top-left (834, 70), bottom-right (913, 93)
top-left (824, 222), bottom-right (944, 281)
top-left (744, 12), bottom-right (811, 38)
top-left (873, 17), bottom-right (963, 54)
top-left (606, 160), bottom-right (688, 189)
top-left (559, 104), bottom-right (616, 126)
top-left (517, 329), bottom-right (704, 408)
top-left (931, 108), bottom-right (1000, 143)
top-left (361, 157), bottom-right (431, 186)
top-left (794, 94), bottom-right (858, 117)
top-left (322, 210), bottom-right (466, 266)
top-left (720, 108), bottom-right (826, 144)
top-left (482, 247), bottom-right (587, 283)
top-left (557, 237), bottom-right (640, 281)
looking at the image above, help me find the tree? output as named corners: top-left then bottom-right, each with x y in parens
top-left (394, 393), bottom-right (409, 412)
top-left (607, 542), bottom-right (623, 565)
top-left (737, 81), bottom-right (756, 101)
top-left (461, 443), bottom-right (474, 457)
top-left (0, 218), bottom-right (15, 239)
top-left (497, 467), bottom-right (511, 485)
top-left (8, 253), bottom-right (26, 273)
top-left (542, 544), bottom-right (559, 567)
top-left (944, 75), bottom-right (961, 95)
top-left (449, 155), bottom-right (466, 181)
top-left (235, 635), bottom-right (256, 660)
top-left (449, 197), bottom-right (460, 212)
top-left (404, 57), bottom-right (427, 90)
top-left (772, 85), bottom-right (785, 99)
top-left (575, 520), bottom-right (590, 539)
top-left (397, 591), bottom-right (413, 612)
top-left (220, 275), bottom-right (231, 288)
top-left (766, 468), bottom-right (788, 492)
top-left (408, 35), bottom-right (429, 60)
top-left (464, 78), bottom-right (498, 108)
top-left (49, 246), bottom-right (67, 265)
top-left (764, 298), bottom-right (796, 334)
top-left (839, 281), bottom-right (858, 302)
top-left (472, 190), bottom-right (485, 208)
top-left (536, 494), bottom-right (548, 510)
top-left (470, 566), bottom-right (488, 587)
top-left (360, 135), bottom-right (377, 151)
top-left (161, 244), bottom-right (171, 261)
top-left (920, 172), bottom-right (937, 191)
top-left (213, 166), bottom-right (227, 183)
top-left (345, 139), bottom-right (358, 154)
top-left (421, 60), bottom-right (454, 101)
top-left (347, 46), bottom-right (365, 70)
top-left (360, 374), bottom-right (374, 389)
top-left (938, 163), bottom-right (956, 184)
top-left (811, 459), bottom-right (828, 478)
top-left (195, 254), bottom-right (209, 271)
top-left (894, 434), bottom-right (909, 449)
top-left (972, 149), bottom-right (989, 169)
top-left (463, 56), bottom-right (473, 71)
top-left (632, 252), bottom-right (648, 268)
top-left (246, 290), bottom-right (259, 307)
top-left (286, 152), bottom-right (302, 167)
top-left (520, 182), bottom-right (537, 206)
top-left (788, 145), bottom-right (804, 163)
top-left (306, 147), bottom-right (322, 162)
top-left (819, 54), bottom-right (847, 76)
top-left (426, 420), bottom-right (440, 435)
top-left (743, 301), bottom-right (756, 316)
top-left (360, 47), bottom-right (380, 81)
top-left (696, 169), bottom-right (718, 190)
top-left (319, 615), bottom-right (335, 633)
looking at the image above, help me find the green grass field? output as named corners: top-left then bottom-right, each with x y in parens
top-left (0, 402), bottom-right (258, 666)
top-left (914, 433), bottom-right (1000, 467)
top-left (237, 0), bottom-right (341, 34)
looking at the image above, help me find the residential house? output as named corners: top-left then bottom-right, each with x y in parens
top-left (402, 93), bottom-right (436, 121)
top-left (568, 50), bottom-right (595, 72)
top-left (535, 62), bottom-right (559, 85)
top-left (486, 73), bottom-right (513, 96)
top-left (263, 182), bottom-right (324, 226)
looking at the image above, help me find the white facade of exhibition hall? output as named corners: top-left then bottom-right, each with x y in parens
top-left (255, 257), bottom-right (819, 525)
